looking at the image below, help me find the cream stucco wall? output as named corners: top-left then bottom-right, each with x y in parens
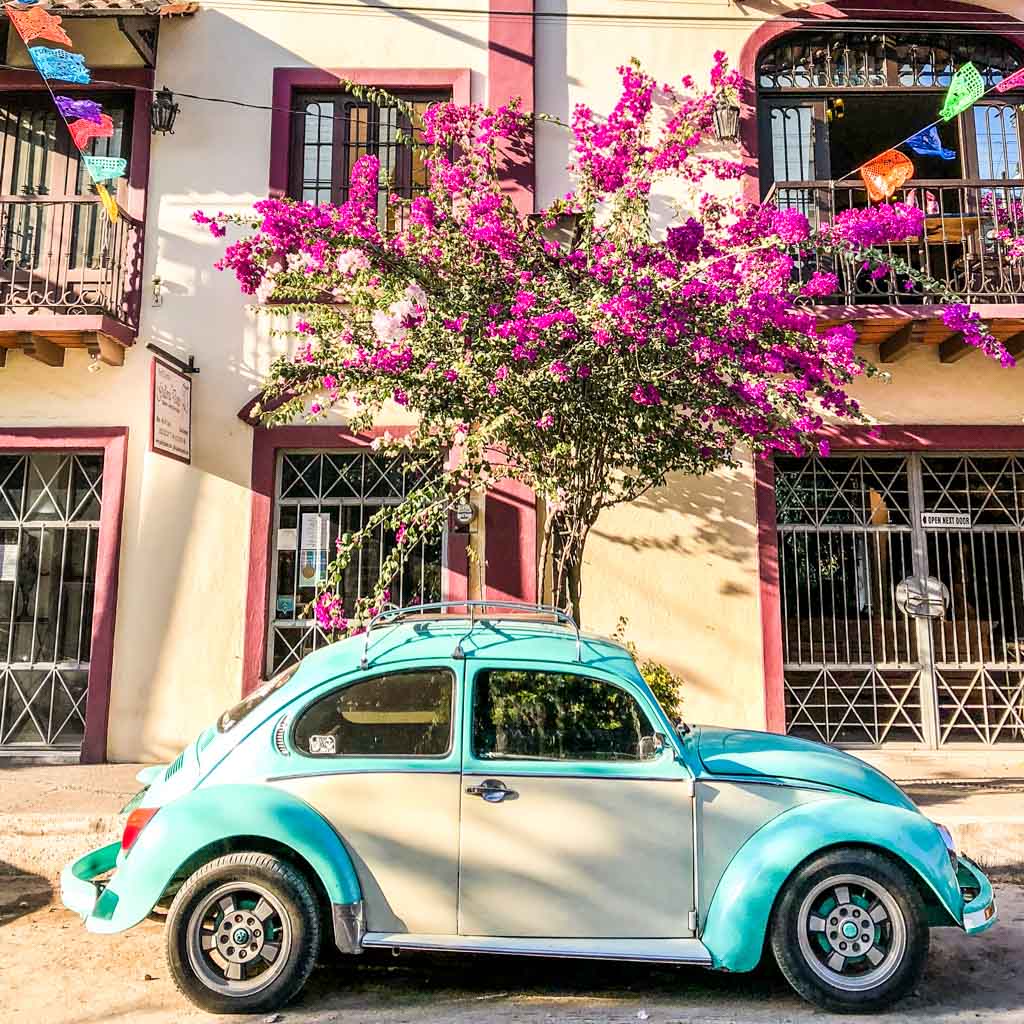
top-left (3, 1), bottom-right (1023, 757)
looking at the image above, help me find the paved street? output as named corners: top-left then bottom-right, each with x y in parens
top-left (2, 871), bottom-right (1022, 1024)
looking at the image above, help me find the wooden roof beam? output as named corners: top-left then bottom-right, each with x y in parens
top-left (15, 331), bottom-right (64, 367)
top-left (938, 331), bottom-right (969, 364)
top-left (84, 332), bottom-right (125, 367)
top-left (877, 322), bottom-right (922, 363)
top-left (1001, 330), bottom-right (1024, 359)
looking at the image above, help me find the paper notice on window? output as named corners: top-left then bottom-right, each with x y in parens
top-left (300, 512), bottom-right (331, 552)
top-left (298, 512), bottom-right (331, 587)
top-left (0, 543), bottom-right (17, 582)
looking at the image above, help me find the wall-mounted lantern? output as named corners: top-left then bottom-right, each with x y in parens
top-left (151, 87), bottom-right (180, 135)
top-left (713, 94), bottom-right (741, 143)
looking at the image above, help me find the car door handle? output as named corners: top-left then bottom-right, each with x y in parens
top-left (465, 778), bottom-right (518, 803)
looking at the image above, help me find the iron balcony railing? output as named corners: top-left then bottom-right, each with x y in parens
top-left (0, 196), bottom-right (143, 330)
top-left (765, 179), bottom-right (1024, 305)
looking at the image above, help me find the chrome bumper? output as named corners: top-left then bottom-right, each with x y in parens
top-left (957, 855), bottom-right (997, 934)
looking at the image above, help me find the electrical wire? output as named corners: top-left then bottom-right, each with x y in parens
top-left (195, 0), bottom-right (1024, 32)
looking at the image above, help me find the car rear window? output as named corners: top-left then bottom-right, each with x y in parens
top-left (217, 663), bottom-right (299, 733)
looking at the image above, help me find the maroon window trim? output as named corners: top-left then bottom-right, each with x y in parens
top-left (243, 425), bottom-right (459, 694)
top-left (756, 425), bottom-right (1024, 733)
top-left (737, 0), bottom-right (1024, 204)
top-left (489, 0), bottom-right (535, 215)
top-left (0, 426), bottom-right (129, 763)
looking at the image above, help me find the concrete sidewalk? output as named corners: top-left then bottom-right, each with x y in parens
top-left (1, 762), bottom-right (1022, 882)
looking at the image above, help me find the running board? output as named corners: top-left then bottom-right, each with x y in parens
top-left (360, 933), bottom-right (713, 965)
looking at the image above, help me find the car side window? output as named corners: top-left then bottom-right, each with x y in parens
top-left (292, 668), bottom-right (454, 757)
top-left (472, 669), bottom-right (660, 762)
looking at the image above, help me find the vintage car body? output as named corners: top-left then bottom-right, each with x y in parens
top-left (61, 605), bottom-right (996, 1015)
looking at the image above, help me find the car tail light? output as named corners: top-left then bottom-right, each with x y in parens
top-left (121, 806), bottom-right (159, 853)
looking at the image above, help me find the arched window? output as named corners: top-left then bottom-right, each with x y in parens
top-left (757, 30), bottom-right (1024, 192)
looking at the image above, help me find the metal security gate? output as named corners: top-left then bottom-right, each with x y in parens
top-left (0, 451), bottom-right (102, 752)
top-left (776, 453), bottom-right (1024, 747)
top-left (266, 450), bottom-right (443, 675)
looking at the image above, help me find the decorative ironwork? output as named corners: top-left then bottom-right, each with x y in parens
top-left (759, 32), bottom-right (1024, 91)
top-left (267, 451), bottom-right (443, 675)
top-left (777, 453), bottom-right (1024, 747)
top-left (0, 198), bottom-right (142, 328)
top-left (0, 452), bottom-right (102, 751)
top-left (765, 180), bottom-right (1024, 304)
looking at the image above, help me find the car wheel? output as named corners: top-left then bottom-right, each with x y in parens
top-left (166, 851), bottom-right (321, 1014)
top-left (771, 847), bottom-right (929, 1014)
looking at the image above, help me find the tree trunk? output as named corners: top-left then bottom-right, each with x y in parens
top-left (548, 511), bottom-right (591, 625)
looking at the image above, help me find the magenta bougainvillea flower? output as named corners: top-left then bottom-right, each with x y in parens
top-left (200, 63), bottom-right (1012, 624)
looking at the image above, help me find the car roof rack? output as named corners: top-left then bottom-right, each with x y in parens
top-left (359, 600), bottom-right (582, 669)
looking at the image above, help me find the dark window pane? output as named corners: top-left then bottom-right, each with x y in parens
top-left (472, 670), bottom-right (658, 762)
top-left (0, 455), bottom-right (25, 519)
top-left (69, 454), bottom-right (102, 521)
top-left (294, 669), bottom-right (453, 757)
top-left (289, 90), bottom-right (449, 228)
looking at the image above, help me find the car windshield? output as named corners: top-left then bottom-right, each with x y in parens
top-left (216, 663), bottom-right (300, 733)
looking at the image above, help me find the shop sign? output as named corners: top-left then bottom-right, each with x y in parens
top-left (921, 511), bottom-right (972, 529)
top-left (151, 358), bottom-right (192, 463)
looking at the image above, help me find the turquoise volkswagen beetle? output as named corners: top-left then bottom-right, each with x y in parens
top-left (61, 603), bottom-right (996, 1016)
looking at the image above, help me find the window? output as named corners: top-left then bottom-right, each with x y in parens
top-left (0, 92), bottom-right (133, 269)
top-left (0, 451), bottom-right (103, 750)
top-left (267, 450), bottom-right (443, 676)
top-left (472, 669), bottom-right (659, 762)
top-left (289, 90), bottom-right (447, 229)
top-left (293, 669), bottom-right (454, 757)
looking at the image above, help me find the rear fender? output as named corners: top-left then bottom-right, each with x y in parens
top-left (88, 784), bottom-right (360, 935)
top-left (700, 796), bottom-right (961, 972)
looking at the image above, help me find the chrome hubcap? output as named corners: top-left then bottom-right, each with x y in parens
top-left (797, 873), bottom-right (907, 992)
top-left (186, 882), bottom-right (291, 996)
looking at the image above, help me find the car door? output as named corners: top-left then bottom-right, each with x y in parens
top-left (271, 663), bottom-right (462, 935)
top-left (458, 662), bottom-right (695, 939)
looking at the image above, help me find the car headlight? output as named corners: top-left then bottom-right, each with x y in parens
top-left (935, 822), bottom-right (958, 874)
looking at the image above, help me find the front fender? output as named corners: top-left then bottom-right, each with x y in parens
top-left (86, 784), bottom-right (361, 934)
top-left (700, 796), bottom-right (960, 972)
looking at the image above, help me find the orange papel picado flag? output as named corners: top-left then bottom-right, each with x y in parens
top-left (4, 3), bottom-right (73, 47)
top-left (860, 150), bottom-right (915, 203)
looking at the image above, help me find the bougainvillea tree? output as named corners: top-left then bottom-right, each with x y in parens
top-left (201, 55), bottom-right (1013, 629)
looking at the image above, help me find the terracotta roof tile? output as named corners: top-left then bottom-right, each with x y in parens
top-left (46, 1), bottom-right (197, 15)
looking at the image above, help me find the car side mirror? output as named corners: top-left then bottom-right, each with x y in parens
top-left (639, 732), bottom-right (668, 759)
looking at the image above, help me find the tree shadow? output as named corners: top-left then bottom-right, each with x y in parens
top-left (0, 862), bottom-right (51, 927)
top-left (591, 464), bottom-right (757, 570)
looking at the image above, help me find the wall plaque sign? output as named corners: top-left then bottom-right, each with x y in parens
top-left (151, 358), bottom-right (192, 463)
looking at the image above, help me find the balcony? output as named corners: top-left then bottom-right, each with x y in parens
top-left (0, 197), bottom-right (143, 369)
top-left (767, 180), bottom-right (1024, 363)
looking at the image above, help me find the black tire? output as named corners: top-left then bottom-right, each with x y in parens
top-left (771, 846), bottom-right (929, 1014)
top-left (166, 851), bottom-right (322, 1014)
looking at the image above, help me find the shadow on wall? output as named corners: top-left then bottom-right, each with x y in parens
top-left (591, 465), bottom-right (756, 581)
